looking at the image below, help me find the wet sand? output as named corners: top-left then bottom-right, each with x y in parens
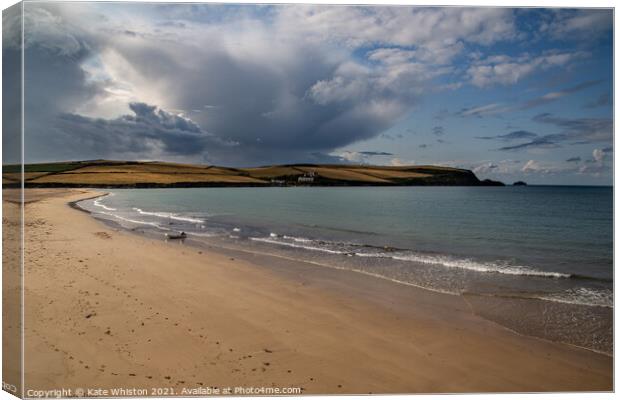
top-left (7, 189), bottom-right (612, 394)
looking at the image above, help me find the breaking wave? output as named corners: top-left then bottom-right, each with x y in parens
top-left (133, 207), bottom-right (205, 224)
top-left (93, 198), bottom-right (116, 211)
top-left (251, 234), bottom-right (573, 279)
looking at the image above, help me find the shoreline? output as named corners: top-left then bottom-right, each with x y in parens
top-left (13, 189), bottom-right (613, 393)
top-left (120, 232), bottom-right (617, 358)
top-left (68, 192), bottom-right (111, 214)
top-left (76, 191), bottom-right (613, 356)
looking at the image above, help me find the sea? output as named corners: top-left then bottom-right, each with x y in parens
top-left (78, 186), bottom-right (613, 354)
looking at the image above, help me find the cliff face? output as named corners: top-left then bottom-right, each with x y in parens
top-left (3, 160), bottom-right (504, 188)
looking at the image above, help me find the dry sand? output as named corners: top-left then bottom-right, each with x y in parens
top-left (3, 189), bottom-right (612, 395)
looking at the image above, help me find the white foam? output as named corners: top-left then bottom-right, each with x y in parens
top-left (537, 288), bottom-right (613, 308)
top-left (99, 211), bottom-right (167, 228)
top-left (251, 234), bottom-right (570, 279)
top-left (283, 235), bottom-right (312, 243)
top-left (133, 207), bottom-right (205, 224)
top-left (187, 231), bottom-right (220, 238)
top-left (250, 237), bottom-right (348, 254)
top-left (388, 253), bottom-right (570, 278)
top-left (93, 199), bottom-right (116, 211)
top-left (210, 240), bottom-right (457, 296)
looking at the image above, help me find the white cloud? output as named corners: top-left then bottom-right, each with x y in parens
top-left (541, 9), bottom-right (612, 39)
top-left (367, 48), bottom-right (416, 65)
top-left (472, 162), bottom-right (499, 175)
top-left (578, 148), bottom-right (613, 176)
top-left (287, 6), bottom-right (519, 108)
top-left (338, 151), bottom-right (364, 163)
top-left (367, 43), bottom-right (464, 66)
top-left (591, 147), bottom-right (612, 165)
top-left (458, 103), bottom-right (508, 117)
top-left (389, 157), bottom-right (416, 167)
top-left (467, 51), bottom-right (588, 87)
top-left (307, 62), bottom-right (371, 105)
top-left (277, 6), bottom-right (516, 49)
top-left (522, 160), bottom-right (547, 173)
top-left (521, 159), bottom-right (576, 175)
top-left (593, 148), bottom-right (605, 163)
top-left (468, 159), bottom-right (525, 176)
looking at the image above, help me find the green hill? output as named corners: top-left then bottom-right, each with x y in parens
top-left (3, 160), bottom-right (504, 188)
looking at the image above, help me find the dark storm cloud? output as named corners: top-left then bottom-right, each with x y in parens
top-left (532, 113), bottom-right (612, 144)
top-left (519, 79), bottom-right (603, 110)
top-left (497, 135), bottom-right (563, 151)
top-left (459, 80), bottom-right (605, 120)
top-left (15, 4), bottom-right (531, 165)
top-left (6, 4), bottom-right (110, 162)
top-left (55, 102), bottom-right (233, 159)
top-left (19, 3), bottom-right (414, 165)
top-left (102, 40), bottom-right (408, 165)
top-left (476, 130), bottom-right (538, 141)
top-left (2, 4), bottom-right (23, 164)
top-left (125, 102), bottom-right (202, 134)
top-left (496, 113), bottom-right (612, 152)
top-left (358, 151), bottom-right (394, 156)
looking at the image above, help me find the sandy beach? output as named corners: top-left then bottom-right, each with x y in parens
top-left (5, 189), bottom-right (612, 394)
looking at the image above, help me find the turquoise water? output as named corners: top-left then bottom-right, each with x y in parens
top-left (79, 186), bottom-right (613, 353)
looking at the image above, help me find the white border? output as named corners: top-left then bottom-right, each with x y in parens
top-left (0, 1), bottom-right (616, 400)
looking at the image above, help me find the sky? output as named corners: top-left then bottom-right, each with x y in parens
top-left (2, 3), bottom-right (614, 185)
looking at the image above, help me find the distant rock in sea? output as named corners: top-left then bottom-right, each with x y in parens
top-left (513, 181), bottom-right (527, 186)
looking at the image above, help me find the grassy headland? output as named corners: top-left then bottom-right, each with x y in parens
top-left (2, 160), bottom-right (504, 188)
